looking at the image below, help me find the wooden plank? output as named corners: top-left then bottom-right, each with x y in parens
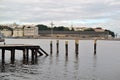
top-left (39, 47), bottom-right (48, 56)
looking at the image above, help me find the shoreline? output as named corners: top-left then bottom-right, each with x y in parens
top-left (4, 37), bottom-right (120, 41)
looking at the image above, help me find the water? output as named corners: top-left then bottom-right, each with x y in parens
top-left (0, 39), bottom-right (120, 80)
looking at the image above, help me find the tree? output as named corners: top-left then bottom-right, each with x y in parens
top-left (105, 29), bottom-right (115, 37)
top-left (36, 24), bottom-right (50, 30)
top-left (0, 25), bottom-right (13, 31)
top-left (84, 28), bottom-right (95, 31)
top-left (53, 26), bottom-right (69, 31)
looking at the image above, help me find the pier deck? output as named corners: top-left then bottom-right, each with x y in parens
top-left (0, 44), bottom-right (48, 64)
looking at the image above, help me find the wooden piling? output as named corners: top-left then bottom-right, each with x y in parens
top-left (31, 49), bottom-right (35, 64)
top-left (50, 41), bottom-right (53, 54)
top-left (34, 49), bottom-right (38, 64)
top-left (65, 41), bottom-right (68, 56)
top-left (75, 40), bottom-right (79, 54)
top-left (11, 49), bottom-right (15, 64)
top-left (94, 39), bottom-right (97, 55)
top-left (2, 49), bottom-right (5, 64)
top-left (26, 49), bottom-right (29, 63)
top-left (23, 49), bottom-right (26, 64)
top-left (56, 40), bottom-right (59, 53)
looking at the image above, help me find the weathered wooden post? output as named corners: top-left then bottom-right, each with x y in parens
top-left (11, 49), bottom-right (15, 64)
top-left (31, 49), bottom-right (35, 64)
top-left (2, 49), bottom-right (5, 64)
top-left (50, 41), bottom-right (53, 54)
top-left (35, 49), bottom-right (38, 64)
top-left (65, 41), bottom-right (68, 56)
top-left (26, 49), bottom-right (29, 63)
top-left (75, 40), bottom-right (79, 55)
top-left (23, 49), bottom-right (26, 64)
top-left (56, 40), bottom-right (59, 53)
top-left (94, 39), bottom-right (97, 55)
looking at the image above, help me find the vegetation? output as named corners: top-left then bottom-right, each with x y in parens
top-left (36, 24), bottom-right (50, 30)
top-left (36, 24), bottom-right (70, 31)
top-left (84, 28), bottom-right (95, 31)
top-left (0, 24), bottom-right (115, 38)
top-left (0, 25), bottom-right (13, 31)
top-left (53, 26), bottom-right (69, 31)
top-left (33, 24), bottom-right (115, 38)
top-left (105, 29), bottom-right (115, 37)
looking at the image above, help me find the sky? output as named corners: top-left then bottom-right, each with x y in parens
top-left (0, 0), bottom-right (120, 34)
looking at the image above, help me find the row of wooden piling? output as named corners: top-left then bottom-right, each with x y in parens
top-left (50, 39), bottom-right (97, 56)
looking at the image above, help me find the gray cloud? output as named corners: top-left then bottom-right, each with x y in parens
top-left (0, 0), bottom-right (120, 33)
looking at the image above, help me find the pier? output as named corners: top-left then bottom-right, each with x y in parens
top-left (0, 44), bottom-right (48, 64)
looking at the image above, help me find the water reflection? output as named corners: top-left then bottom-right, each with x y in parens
top-left (0, 39), bottom-right (120, 80)
top-left (49, 54), bottom-right (53, 65)
top-left (92, 55), bottom-right (97, 80)
top-left (0, 64), bottom-right (5, 72)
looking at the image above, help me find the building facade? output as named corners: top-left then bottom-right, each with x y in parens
top-left (24, 25), bottom-right (38, 37)
top-left (1, 29), bottom-right (12, 37)
top-left (13, 27), bottom-right (23, 37)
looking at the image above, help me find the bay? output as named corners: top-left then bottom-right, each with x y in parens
top-left (0, 39), bottom-right (120, 80)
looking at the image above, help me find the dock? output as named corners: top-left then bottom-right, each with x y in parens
top-left (0, 44), bottom-right (48, 64)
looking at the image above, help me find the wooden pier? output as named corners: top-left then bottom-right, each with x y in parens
top-left (0, 44), bottom-right (48, 64)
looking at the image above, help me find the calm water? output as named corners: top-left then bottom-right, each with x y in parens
top-left (0, 39), bottom-right (120, 80)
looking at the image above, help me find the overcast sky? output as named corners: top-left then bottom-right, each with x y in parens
top-left (0, 0), bottom-right (120, 33)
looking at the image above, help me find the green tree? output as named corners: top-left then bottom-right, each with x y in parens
top-left (36, 24), bottom-right (50, 30)
top-left (53, 26), bottom-right (69, 31)
top-left (105, 29), bottom-right (115, 37)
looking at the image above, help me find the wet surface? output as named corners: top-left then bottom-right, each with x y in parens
top-left (0, 39), bottom-right (120, 80)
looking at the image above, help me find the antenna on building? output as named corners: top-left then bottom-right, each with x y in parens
top-left (50, 22), bottom-right (54, 37)
top-left (70, 23), bottom-right (74, 31)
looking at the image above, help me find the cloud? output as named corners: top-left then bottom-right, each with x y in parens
top-left (0, 0), bottom-right (120, 33)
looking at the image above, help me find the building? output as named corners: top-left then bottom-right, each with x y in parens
top-left (24, 25), bottom-right (38, 37)
top-left (73, 27), bottom-right (87, 31)
top-left (39, 31), bottom-right (109, 39)
top-left (1, 29), bottom-right (12, 37)
top-left (94, 27), bottom-right (105, 32)
top-left (13, 27), bottom-right (24, 37)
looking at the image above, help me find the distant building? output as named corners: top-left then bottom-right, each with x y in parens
top-left (73, 27), bottom-right (87, 31)
top-left (39, 31), bottom-right (109, 39)
top-left (13, 27), bottom-right (23, 37)
top-left (94, 27), bottom-right (105, 32)
top-left (24, 25), bottom-right (38, 37)
top-left (1, 29), bottom-right (12, 37)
